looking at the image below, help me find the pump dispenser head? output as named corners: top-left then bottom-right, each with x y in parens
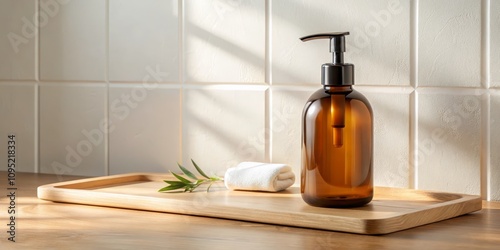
top-left (300, 32), bottom-right (354, 86)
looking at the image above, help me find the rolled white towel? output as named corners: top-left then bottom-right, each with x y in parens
top-left (224, 162), bottom-right (296, 192)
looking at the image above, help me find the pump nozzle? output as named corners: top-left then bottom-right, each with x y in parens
top-left (300, 32), bottom-right (349, 64)
top-left (299, 32), bottom-right (354, 87)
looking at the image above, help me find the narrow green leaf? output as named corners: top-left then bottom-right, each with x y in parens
top-left (168, 182), bottom-right (187, 188)
top-left (177, 162), bottom-right (198, 180)
top-left (171, 171), bottom-right (193, 184)
top-left (158, 186), bottom-right (178, 192)
top-left (163, 180), bottom-right (185, 185)
top-left (158, 183), bottom-right (186, 192)
top-left (191, 159), bottom-right (209, 178)
top-left (207, 183), bottom-right (213, 192)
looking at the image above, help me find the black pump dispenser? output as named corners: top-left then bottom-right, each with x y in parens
top-left (300, 32), bottom-right (354, 86)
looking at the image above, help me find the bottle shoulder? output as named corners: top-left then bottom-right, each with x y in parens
top-left (307, 88), bottom-right (372, 107)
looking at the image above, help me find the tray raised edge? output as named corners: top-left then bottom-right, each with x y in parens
top-left (37, 173), bottom-right (483, 235)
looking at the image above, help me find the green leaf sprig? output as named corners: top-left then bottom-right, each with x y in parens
top-left (158, 159), bottom-right (223, 193)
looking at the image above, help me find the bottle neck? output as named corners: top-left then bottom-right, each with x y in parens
top-left (324, 85), bottom-right (353, 93)
top-left (332, 52), bottom-right (344, 64)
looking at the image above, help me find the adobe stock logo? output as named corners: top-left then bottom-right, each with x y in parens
top-left (7, 0), bottom-right (72, 53)
top-left (383, 95), bottom-right (481, 186)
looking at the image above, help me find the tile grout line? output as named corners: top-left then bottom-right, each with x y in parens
top-left (35, 0), bottom-right (40, 173)
top-left (482, 94), bottom-right (490, 200)
top-left (179, 0), bottom-right (184, 164)
top-left (265, 88), bottom-right (271, 162)
top-left (104, 0), bottom-right (110, 176)
top-left (482, 0), bottom-right (491, 90)
top-left (265, 0), bottom-right (272, 162)
top-left (35, 0), bottom-right (39, 83)
top-left (410, 0), bottom-right (419, 189)
top-left (265, 0), bottom-right (272, 86)
top-left (34, 84), bottom-right (39, 173)
top-left (481, 0), bottom-right (491, 200)
top-left (410, 91), bottom-right (417, 189)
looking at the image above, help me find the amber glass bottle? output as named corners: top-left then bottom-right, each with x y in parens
top-left (300, 32), bottom-right (373, 208)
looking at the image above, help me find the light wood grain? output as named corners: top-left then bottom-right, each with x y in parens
top-left (37, 173), bottom-right (482, 235)
top-left (1, 172), bottom-right (499, 249)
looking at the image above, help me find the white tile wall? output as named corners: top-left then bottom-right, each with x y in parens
top-left (363, 90), bottom-right (410, 188)
top-left (109, 0), bottom-right (179, 82)
top-left (39, 84), bottom-right (106, 176)
top-left (418, 92), bottom-right (481, 194)
top-left (0, 0), bottom-right (36, 80)
top-left (182, 86), bottom-right (267, 174)
top-left (0, 84), bottom-right (36, 172)
top-left (184, 0), bottom-right (265, 83)
top-left (418, 0), bottom-right (481, 87)
top-left (271, 87), bottom-right (313, 181)
top-left (108, 85), bottom-right (180, 174)
top-left (272, 0), bottom-right (410, 85)
top-left (0, 0), bottom-right (499, 200)
top-left (40, 0), bottom-right (106, 81)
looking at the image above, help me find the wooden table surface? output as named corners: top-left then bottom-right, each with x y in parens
top-left (1, 172), bottom-right (499, 249)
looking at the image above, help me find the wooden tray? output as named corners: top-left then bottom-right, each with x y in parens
top-left (37, 173), bottom-right (482, 235)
